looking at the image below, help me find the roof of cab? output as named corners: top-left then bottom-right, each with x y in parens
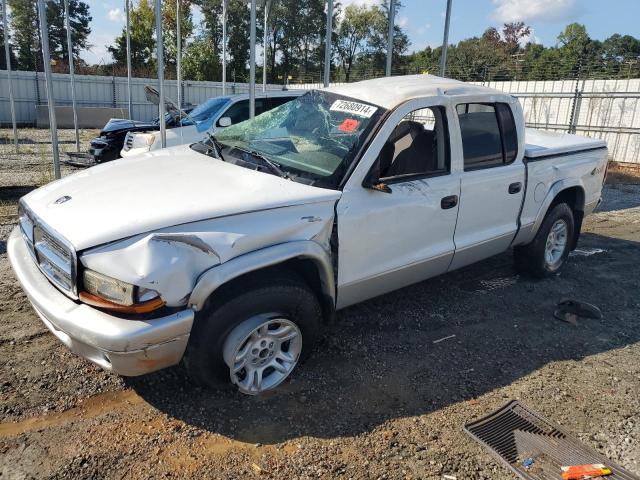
top-left (323, 74), bottom-right (501, 109)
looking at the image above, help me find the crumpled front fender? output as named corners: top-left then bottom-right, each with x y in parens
top-left (79, 202), bottom-right (336, 307)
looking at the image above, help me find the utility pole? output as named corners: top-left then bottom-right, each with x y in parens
top-left (323, 0), bottom-right (332, 87)
top-left (37, 0), bottom-right (61, 179)
top-left (386, 0), bottom-right (395, 77)
top-left (64, 0), bottom-right (79, 151)
top-left (439, 0), bottom-right (452, 77)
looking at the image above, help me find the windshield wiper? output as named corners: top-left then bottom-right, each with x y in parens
top-left (201, 133), bottom-right (225, 161)
top-left (237, 147), bottom-right (289, 179)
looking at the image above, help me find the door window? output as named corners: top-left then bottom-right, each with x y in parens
top-left (456, 103), bottom-right (518, 170)
top-left (378, 106), bottom-right (450, 181)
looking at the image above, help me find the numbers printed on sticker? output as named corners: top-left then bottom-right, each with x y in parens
top-left (330, 100), bottom-right (378, 118)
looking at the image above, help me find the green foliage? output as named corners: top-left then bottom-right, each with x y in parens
top-left (7, 0), bottom-right (90, 70)
top-left (7, 0), bottom-right (40, 70)
top-left (0, 19), bottom-right (17, 69)
top-left (108, 0), bottom-right (156, 70)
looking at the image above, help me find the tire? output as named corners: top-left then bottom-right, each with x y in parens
top-left (183, 271), bottom-right (322, 394)
top-left (514, 202), bottom-right (575, 278)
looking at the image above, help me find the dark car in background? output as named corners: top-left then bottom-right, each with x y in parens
top-left (88, 109), bottom-right (193, 163)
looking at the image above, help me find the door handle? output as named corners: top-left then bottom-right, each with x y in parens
top-left (508, 182), bottom-right (522, 194)
top-left (441, 195), bottom-right (458, 209)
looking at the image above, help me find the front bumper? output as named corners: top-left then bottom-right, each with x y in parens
top-left (89, 138), bottom-right (120, 162)
top-left (7, 227), bottom-right (194, 376)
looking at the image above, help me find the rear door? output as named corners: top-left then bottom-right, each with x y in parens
top-left (449, 102), bottom-right (525, 270)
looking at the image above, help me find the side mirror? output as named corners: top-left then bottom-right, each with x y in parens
top-left (218, 116), bottom-right (232, 128)
top-left (362, 156), bottom-right (392, 194)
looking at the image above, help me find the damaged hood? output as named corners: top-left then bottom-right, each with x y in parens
top-left (22, 145), bottom-right (341, 250)
top-left (100, 118), bottom-right (158, 135)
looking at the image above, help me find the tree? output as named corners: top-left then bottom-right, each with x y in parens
top-left (502, 21), bottom-right (531, 54)
top-left (7, 0), bottom-right (40, 70)
top-left (108, 0), bottom-right (156, 71)
top-left (45, 0), bottom-right (92, 62)
top-left (0, 20), bottom-right (17, 70)
top-left (225, 0), bottom-right (249, 82)
top-left (336, 4), bottom-right (374, 81)
top-left (182, 36), bottom-right (218, 80)
top-left (366, 0), bottom-right (409, 73)
top-left (161, 0), bottom-right (193, 75)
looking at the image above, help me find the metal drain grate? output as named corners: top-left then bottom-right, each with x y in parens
top-left (464, 401), bottom-right (639, 480)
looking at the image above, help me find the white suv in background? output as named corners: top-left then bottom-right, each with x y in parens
top-left (121, 90), bottom-right (304, 157)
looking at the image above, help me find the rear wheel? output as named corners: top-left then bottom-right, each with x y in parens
top-left (514, 202), bottom-right (575, 278)
top-left (184, 272), bottom-right (321, 394)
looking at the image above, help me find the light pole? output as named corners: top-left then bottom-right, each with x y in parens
top-left (154, 0), bottom-right (166, 147)
top-left (386, 0), bottom-right (395, 77)
top-left (64, 0), bottom-right (79, 151)
top-left (2, 0), bottom-right (18, 152)
top-left (439, 0), bottom-right (452, 77)
top-left (323, 0), bottom-right (332, 87)
top-left (37, 0), bottom-right (61, 179)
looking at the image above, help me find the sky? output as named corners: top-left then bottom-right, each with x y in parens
top-left (80, 0), bottom-right (640, 65)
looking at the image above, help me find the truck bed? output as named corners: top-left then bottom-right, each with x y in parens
top-left (513, 128), bottom-right (608, 247)
top-left (524, 128), bottom-right (607, 159)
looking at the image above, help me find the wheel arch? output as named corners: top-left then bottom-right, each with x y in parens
top-left (187, 240), bottom-right (336, 322)
top-left (533, 181), bottom-right (586, 249)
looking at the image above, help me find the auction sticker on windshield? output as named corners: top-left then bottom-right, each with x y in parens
top-left (330, 100), bottom-right (378, 118)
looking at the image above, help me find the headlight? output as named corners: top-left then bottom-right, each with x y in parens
top-left (80, 269), bottom-right (164, 313)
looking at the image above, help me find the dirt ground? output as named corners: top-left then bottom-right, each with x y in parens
top-left (0, 129), bottom-right (639, 480)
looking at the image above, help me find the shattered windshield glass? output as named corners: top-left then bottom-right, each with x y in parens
top-left (213, 90), bottom-right (386, 188)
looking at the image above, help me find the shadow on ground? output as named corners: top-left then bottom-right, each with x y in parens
top-left (127, 232), bottom-right (639, 444)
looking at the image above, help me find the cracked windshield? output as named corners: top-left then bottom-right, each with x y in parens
top-left (213, 90), bottom-right (386, 188)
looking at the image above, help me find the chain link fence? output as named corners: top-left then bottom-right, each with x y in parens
top-left (1, 58), bottom-right (639, 165)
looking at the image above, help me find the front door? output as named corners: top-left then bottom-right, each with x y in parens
top-left (336, 100), bottom-right (460, 308)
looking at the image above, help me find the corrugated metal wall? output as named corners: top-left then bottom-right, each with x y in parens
top-left (0, 70), bottom-right (288, 124)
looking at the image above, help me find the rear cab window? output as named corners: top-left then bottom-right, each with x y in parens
top-left (456, 103), bottom-right (518, 170)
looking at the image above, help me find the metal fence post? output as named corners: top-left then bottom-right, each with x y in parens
top-left (385, 0), bottom-right (395, 77)
top-left (568, 61), bottom-right (583, 134)
top-left (2, 0), bottom-right (19, 152)
top-left (37, 0), bottom-right (61, 179)
top-left (64, 0), bottom-right (80, 151)
top-left (126, 0), bottom-right (132, 119)
top-left (249, 0), bottom-right (256, 118)
top-left (154, 0), bottom-right (166, 147)
top-left (439, 0), bottom-right (452, 77)
top-left (323, 0), bottom-right (332, 87)
top-left (222, 0), bottom-right (227, 95)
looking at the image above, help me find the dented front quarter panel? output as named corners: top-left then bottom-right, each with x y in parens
top-left (80, 201), bottom-right (338, 307)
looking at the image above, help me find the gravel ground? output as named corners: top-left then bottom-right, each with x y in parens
top-left (0, 130), bottom-right (639, 479)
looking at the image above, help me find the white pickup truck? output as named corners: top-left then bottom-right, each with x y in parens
top-left (9, 75), bottom-right (607, 395)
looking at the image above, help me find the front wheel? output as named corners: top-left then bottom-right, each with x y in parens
top-left (183, 272), bottom-right (321, 395)
top-left (514, 202), bottom-right (575, 278)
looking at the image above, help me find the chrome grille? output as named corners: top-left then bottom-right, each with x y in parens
top-left (18, 202), bottom-right (77, 298)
